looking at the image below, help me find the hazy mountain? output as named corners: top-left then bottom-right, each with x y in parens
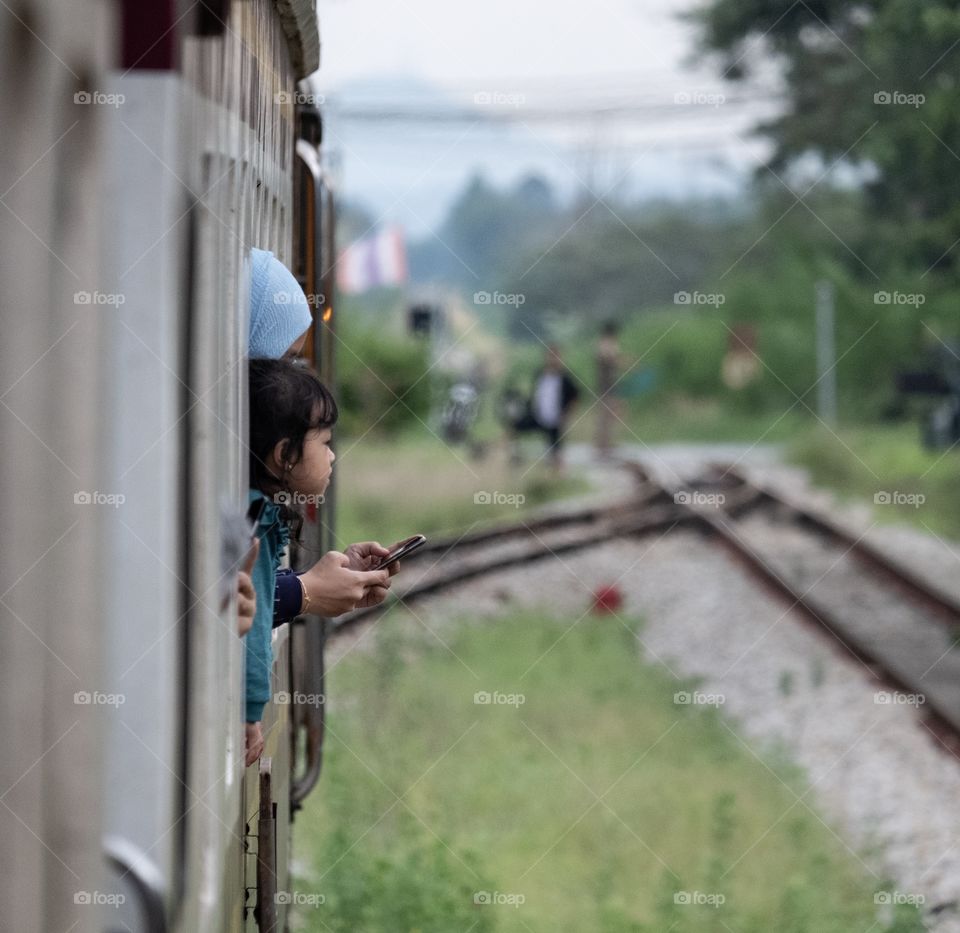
top-left (318, 74), bottom-right (755, 238)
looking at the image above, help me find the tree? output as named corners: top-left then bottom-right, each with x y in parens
top-left (692, 0), bottom-right (960, 274)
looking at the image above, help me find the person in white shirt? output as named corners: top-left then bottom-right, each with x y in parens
top-left (508, 345), bottom-right (580, 468)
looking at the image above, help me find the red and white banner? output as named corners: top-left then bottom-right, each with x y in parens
top-left (337, 225), bottom-right (408, 294)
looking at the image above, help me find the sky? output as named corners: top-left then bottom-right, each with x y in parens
top-left (312, 0), bottom-right (781, 236)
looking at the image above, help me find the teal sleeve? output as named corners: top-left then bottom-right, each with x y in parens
top-left (244, 524), bottom-right (276, 723)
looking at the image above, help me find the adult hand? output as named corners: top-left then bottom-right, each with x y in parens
top-left (235, 537), bottom-right (259, 635)
top-left (236, 571), bottom-right (256, 636)
top-left (245, 721), bottom-right (264, 766)
top-left (300, 551), bottom-right (390, 616)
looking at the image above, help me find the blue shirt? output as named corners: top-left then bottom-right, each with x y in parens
top-left (245, 490), bottom-right (290, 722)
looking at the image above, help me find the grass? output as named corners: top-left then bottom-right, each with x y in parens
top-left (789, 421), bottom-right (960, 539)
top-left (332, 432), bottom-right (588, 550)
top-left (291, 609), bottom-right (923, 932)
top-left (562, 394), bottom-right (810, 447)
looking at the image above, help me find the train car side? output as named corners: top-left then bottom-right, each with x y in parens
top-left (0, 3), bottom-right (326, 931)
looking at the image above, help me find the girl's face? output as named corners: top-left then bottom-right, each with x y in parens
top-left (286, 425), bottom-right (334, 496)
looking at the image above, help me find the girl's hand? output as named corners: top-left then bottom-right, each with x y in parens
top-left (355, 583), bottom-right (391, 609)
top-left (343, 544), bottom-right (394, 608)
top-left (343, 541), bottom-right (400, 576)
top-left (301, 551), bottom-right (390, 616)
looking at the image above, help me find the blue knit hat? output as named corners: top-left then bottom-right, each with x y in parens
top-left (248, 247), bottom-right (313, 358)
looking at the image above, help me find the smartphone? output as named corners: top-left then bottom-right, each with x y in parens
top-left (373, 534), bottom-right (426, 570)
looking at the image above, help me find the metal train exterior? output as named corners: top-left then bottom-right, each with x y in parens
top-left (0, 2), bottom-right (336, 930)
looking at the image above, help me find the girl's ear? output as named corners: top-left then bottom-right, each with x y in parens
top-left (270, 439), bottom-right (290, 475)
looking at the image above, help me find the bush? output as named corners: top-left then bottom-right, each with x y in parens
top-left (334, 316), bottom-right (431, 437)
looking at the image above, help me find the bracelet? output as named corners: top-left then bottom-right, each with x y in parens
top-left (298, 575), bottom-right (311, 615)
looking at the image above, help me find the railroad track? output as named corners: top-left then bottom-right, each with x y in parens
top-left (330, 478), bottom-right (691, 636)
top-left (330, 457), bottom-right (960, 750)
top-left (623, 460), bottom-right (960, 749)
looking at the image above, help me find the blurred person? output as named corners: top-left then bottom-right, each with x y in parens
top-left (533, 346), bottom-right (580, 468)
top-left (594, 321), bottom-right (623, 458)
top-left (507, 345), bottom-right (580, 469)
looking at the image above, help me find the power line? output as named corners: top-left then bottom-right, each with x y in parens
top-left (326, 91), bottom-right (781, 125)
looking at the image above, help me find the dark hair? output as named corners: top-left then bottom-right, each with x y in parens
top-left (248, 358), bottom-right (338, 496)
top-left (601, 320), bottom-right (620, 337)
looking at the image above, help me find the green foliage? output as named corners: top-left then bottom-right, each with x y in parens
top-left (406, 170), bottom-right (956, 425)
top-left (294, 611), bottom-right (925, 932)
top-left (333, 308), bottom-right (431, 437)
top-left (306, 825), bottom-right (495, 933)
top-left (501, 204), bottom-right (737, 333)
top-left (626, 310), bottom-right (729, 398)
top-left (790, 422), bottom-right (960, 537)
top-left (548, 183), bottom-right (956, 422)
top-left (692, 0), bottom-right (960, 276)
